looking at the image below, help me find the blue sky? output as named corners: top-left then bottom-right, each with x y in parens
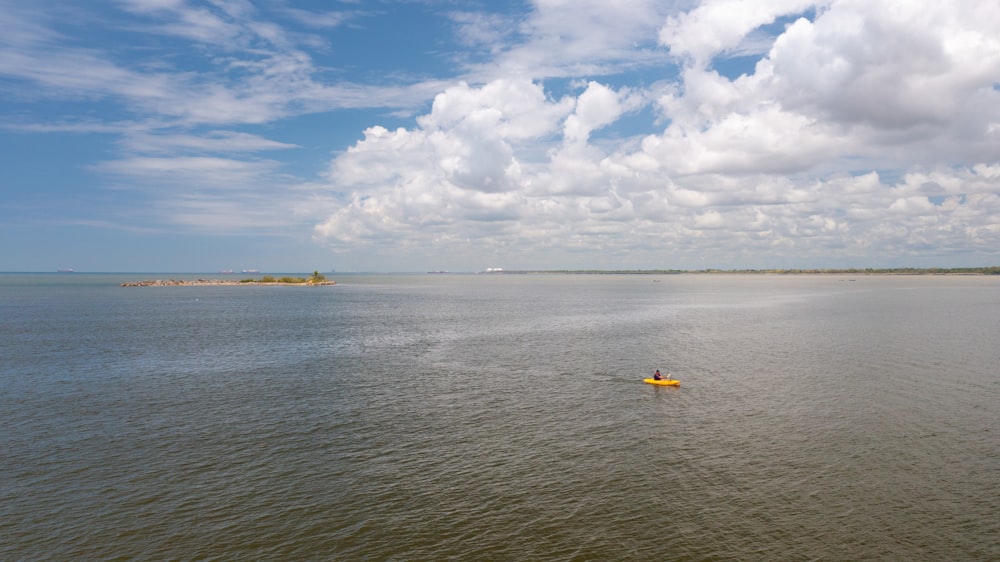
top-left (2, 0), bottom-right (999, 273)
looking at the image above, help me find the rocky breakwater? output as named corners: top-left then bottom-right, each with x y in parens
top-left (121, 279), bottom-right (336, 287)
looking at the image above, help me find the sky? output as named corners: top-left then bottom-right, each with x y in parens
top-left (1, 0), bottom-right (999, 273)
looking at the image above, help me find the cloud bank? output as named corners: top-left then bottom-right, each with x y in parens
top-left (314, 0), bottom-right (1000, 268)
top-left (2, 0), bottom-right (998, 270)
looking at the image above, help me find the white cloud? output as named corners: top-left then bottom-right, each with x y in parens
top-left (93, 155), bottom-right (280, 190)
top-left (121, 130), bottom-right (298, 154)
top-left (315, 0), bottom-right (1000, 269)
top-left (475, 0), bottom-right (673, 80)
top-left (564, 82), bottom-right (627, 144)
top-left (766, 0), bottom-right (1000, 131)
top-left (318, 79), bottom-right (568, 248)
top-left (659, 0), bottom-right (821, 64)
top-left (4, 0), bottom-right (999, 269)
top-left (0, 0), bottom-right (450, 128)
top-left (418, 80), bottom-right (573, 141)
top-left (118, 0), bottom-right (248, 47)
top-left (448, 11), bottom-right (516, 52)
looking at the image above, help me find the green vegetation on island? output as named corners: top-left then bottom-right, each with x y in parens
top-left (241, 271), bottom-right (329, 284)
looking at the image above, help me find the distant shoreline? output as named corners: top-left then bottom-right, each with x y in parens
top-left (19, 266), bottom-right (999, 279)
top-left (121, 279), bottom-right (335, 287)
top-left (477, 267), bottom-right (1000, 275)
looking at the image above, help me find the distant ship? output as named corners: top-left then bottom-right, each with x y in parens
top-left (219, 269), bottom-right (235, 274)
top-left (242, 269), bottom-right (260, 274)
top-left (57, 268), bottom-right (75, 273)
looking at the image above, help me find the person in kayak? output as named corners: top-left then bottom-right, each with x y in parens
top-left (653, 370), bottom-right (663, 380)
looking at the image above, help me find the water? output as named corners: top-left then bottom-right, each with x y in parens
top-left (1, 273), bottom-right (997, 560)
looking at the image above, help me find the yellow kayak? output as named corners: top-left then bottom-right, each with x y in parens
top-left (643, 378), bottom-right (680, 386)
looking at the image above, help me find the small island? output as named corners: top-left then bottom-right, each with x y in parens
top-left (122, 271), bottom-right (335, 287)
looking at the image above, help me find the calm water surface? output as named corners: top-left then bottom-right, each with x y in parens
top-left (1, 273), bottom-right (997, 560)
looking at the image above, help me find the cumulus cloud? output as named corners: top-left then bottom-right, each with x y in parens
top-left (659, 0), bottom-right (821, 64)
top-left (564, 82), bottom-right (628, 144)
top-left (3, 0), bottom-right (998, 269)
top-left (765, 1), bottom-right (1000, 131)
top-left (317, 79), bottom-right (565, 248)
top-left (315, 0), bottom-right (1000, 268)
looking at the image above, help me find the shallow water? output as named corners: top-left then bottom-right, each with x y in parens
top-left (1, 273), bottom-right (997, 559)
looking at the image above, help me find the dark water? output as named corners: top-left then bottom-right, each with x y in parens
top-left (1, 273), bottom-right (997, 560)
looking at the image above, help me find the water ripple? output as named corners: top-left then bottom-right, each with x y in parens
top-left (1, 274), bottom-right (997, 560)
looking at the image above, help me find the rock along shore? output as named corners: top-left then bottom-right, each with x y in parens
top-left (121, 279), bottom-right (336, 287)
